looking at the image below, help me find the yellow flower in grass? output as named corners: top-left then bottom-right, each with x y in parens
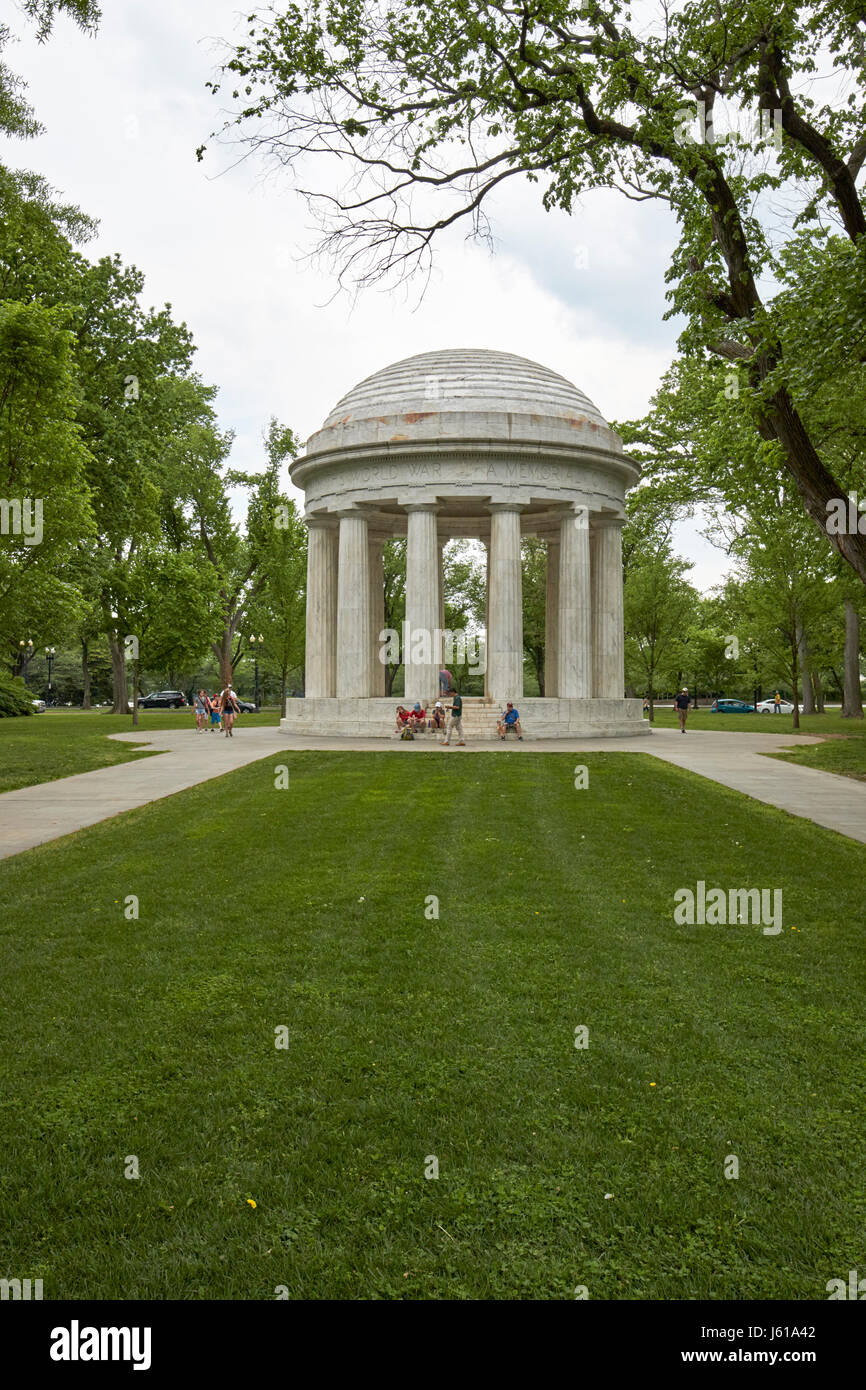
top-left (247, 1198), bottom-right (257, 1209)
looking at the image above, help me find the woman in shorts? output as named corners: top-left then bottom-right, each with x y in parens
top-left (193, 689), bottom-right (207, 732)
top-left (220, 685), bottom-right (240, 737)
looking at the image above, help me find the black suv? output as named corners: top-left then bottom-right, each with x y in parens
top-left (137, 690), bottom-right (188, 709)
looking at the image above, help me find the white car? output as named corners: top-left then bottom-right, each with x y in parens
top-left (755, 698), bottom-right (802, 714)
top-left (31, 698), bottom-right (46, 712)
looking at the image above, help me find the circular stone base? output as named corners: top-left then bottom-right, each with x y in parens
top-left (280, 696), bottom-right (650, 740)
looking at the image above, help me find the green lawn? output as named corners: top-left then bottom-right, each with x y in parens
top-left (0, 707), bottom-right (281, 793)
top-left (0, 750), bottom-right (863, 1299)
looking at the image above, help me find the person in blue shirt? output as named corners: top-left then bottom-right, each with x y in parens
top-left (497, 702), bottom-right (522, 740)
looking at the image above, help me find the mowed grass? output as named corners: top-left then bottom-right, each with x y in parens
top-left (0, 751), bottom-right (864, 1300)
top-left (0, 707), bottom-right (280, 793)
top-left (652, 706), bottom-right (866, 780)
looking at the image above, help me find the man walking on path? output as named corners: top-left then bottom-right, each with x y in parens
top-left (442, 689), bottom-right (465, 746)
top-left (675, 687), bottom-right (690, 733)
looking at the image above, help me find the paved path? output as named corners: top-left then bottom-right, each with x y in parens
top-left (0, 726), bottom-right (864, 860)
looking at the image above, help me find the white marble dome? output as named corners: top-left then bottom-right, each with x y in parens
top-left (292, 348), bottom-right (636, 526)
top-left (303, 348), bottom-right (617, 460)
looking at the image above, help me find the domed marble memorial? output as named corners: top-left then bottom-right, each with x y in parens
top-left (281, 348), bottom-right (648, 739)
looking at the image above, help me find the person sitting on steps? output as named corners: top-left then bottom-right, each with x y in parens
top-left (497, 702), bottom-right (523, 740)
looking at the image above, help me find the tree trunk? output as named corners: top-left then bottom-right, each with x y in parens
top-left (791, 637), bottom-right (800, 731)
top-left (763, 385), bottom-right (866, 587)
top-left (81, 640), bottom-right (91, 709)
top-left (280, 664), bottom-right (288, 718)
top-left (212, 633), bottom-right (233, 689)
top-left (109, 635), bottom-right (129, 714)
top-left (797, 628), bottom-right (815, 715)
top-left (842, 600), bottom-right (864, 719)
top-left (813, 669), bottom-right (825, 713)
top-left (132, 658), bottom-right (140, 727)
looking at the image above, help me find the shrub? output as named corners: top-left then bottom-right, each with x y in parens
top-left (0, 671), bottom-right (35, 717)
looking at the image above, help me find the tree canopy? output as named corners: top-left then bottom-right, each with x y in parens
top-left (203, 0), bottom-right (866, 587)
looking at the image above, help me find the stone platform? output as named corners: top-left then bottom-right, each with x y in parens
top-left (280, 696), bottom-right (649, 739)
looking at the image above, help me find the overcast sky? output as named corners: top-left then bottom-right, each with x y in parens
top-left (3, 0), bottom-right (726, 588)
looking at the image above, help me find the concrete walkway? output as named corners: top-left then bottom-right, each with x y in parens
top-left (0, 726), bottom-right (864, 861)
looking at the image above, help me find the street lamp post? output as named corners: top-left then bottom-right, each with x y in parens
top-left (249, 634), bottom-right (264, 709)
top-left (45, 646), bottom-right (56, 691)
top-left (18, 638), bottom-right (34, 683)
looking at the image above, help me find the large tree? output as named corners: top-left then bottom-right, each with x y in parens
top-left (624, 546), bottom-right (699, 715)
top-left (70, 254), bottom-right (202, 710)
top-left (0, 299), bottom-right (93, 660)
top-left (204, 0), bottom-right (866, 585)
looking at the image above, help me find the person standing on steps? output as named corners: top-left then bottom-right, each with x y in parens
top-left (441, 688), bottom-right (465, 746)
top-left (675, 687), bottom-right (690, 734)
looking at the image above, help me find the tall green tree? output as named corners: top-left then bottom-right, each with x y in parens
top-left (70, 254), bottom-right (202, 710)
top-left (246, 489), bottom-right (307, 715)
top-left (0, 299), bottom-right (93, 661)
top-left (625, 547), bottom-right (699, 717)
top-left (121, 545), bottom-right (218, 726)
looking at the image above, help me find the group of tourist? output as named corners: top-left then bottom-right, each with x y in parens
top-left (192, 685), bottom-right (242, 737)
top-left (395, 702), bottom-right (443, 735)
top-left (395, 674), bottom-right (523, 746)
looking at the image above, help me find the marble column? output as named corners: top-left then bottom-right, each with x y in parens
top-left (487, 505), bottom-right (524, 704)
top-left (336, 511), bottom-right (371, 698)
top-left (404, 505), bottom-right (440, 703)
top-left (438, 541), bottom-right (446, 667)
top-left (304, 520), bottom-right (337, 697)
top-left (591, 520), bottom-right (625, 698)
top-left (558, 507), bottom-right (591, 698)
top-left (483, 541), bottom-right (490, 698)
top-left (369, 537), bottom-right (386, 697)
top-left (545, 538), bottom-right (560, 698)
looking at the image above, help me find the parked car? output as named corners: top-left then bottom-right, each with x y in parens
top-left (31, 698), bottom-right (46, 713)
top-left (709, 698), bottom-right (755, 713)
top-left (755, 697), bottom-right (802, 714)
top-left (137, 690), bottom-right (188, 709)
top-left (233, 698), bottom-right (257, 713)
